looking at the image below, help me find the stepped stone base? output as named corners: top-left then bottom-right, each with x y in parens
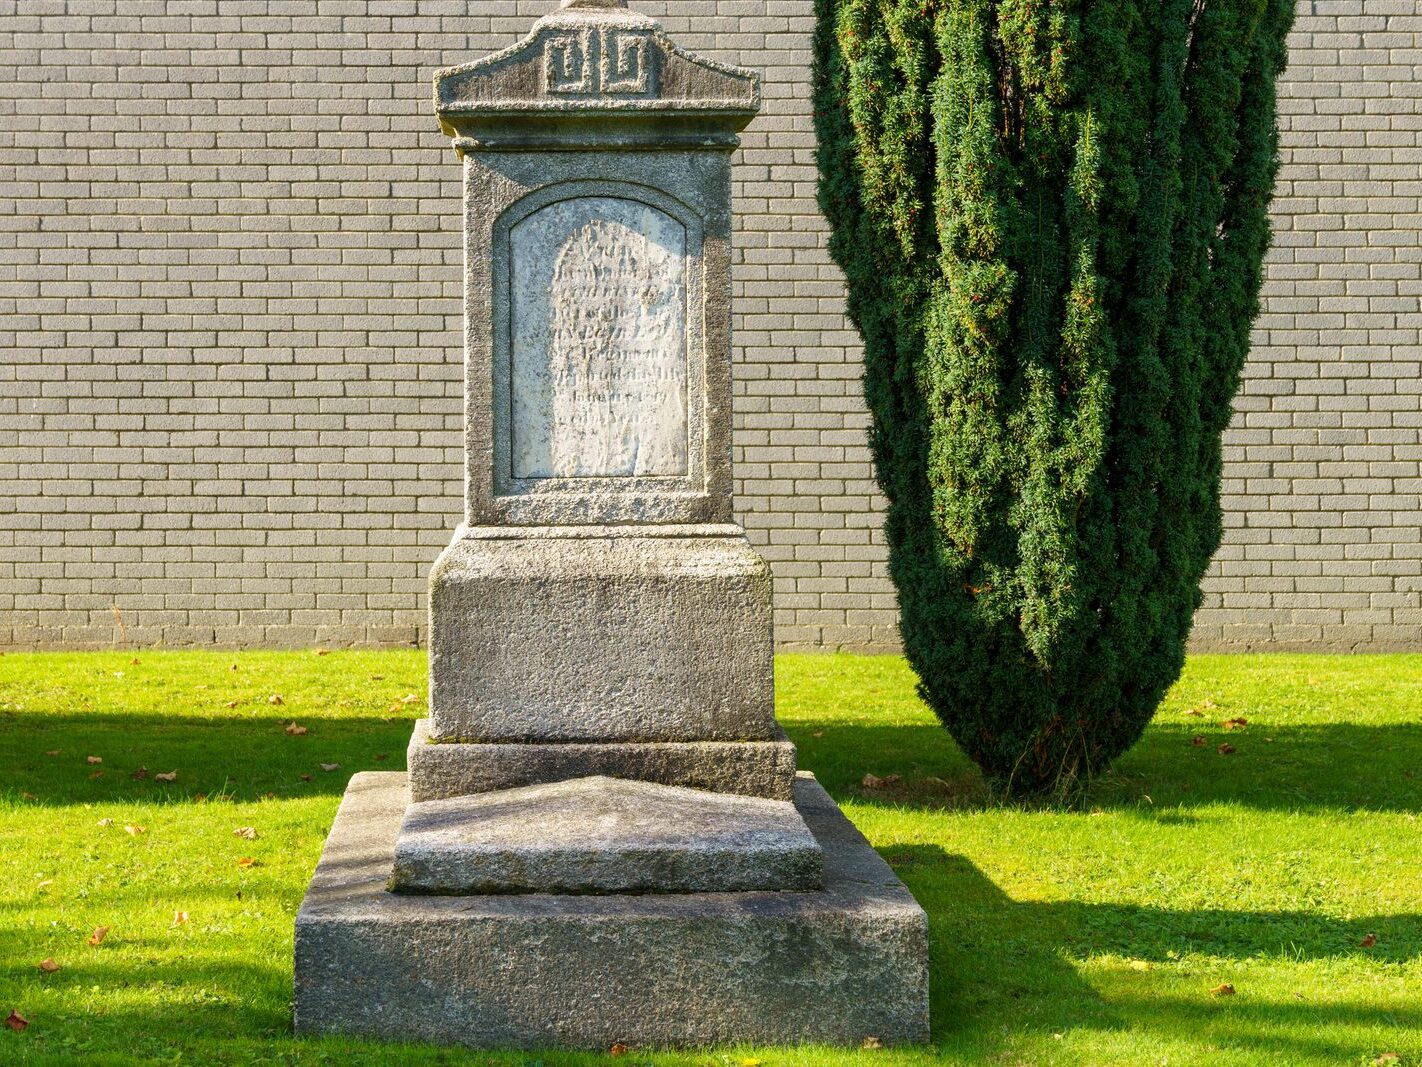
top-left (390, 775), bottom-right (822, 894)
top-left (294, 772), bottom-right (930, 1049)
top-left (406, 717), bottom-right (797, 801)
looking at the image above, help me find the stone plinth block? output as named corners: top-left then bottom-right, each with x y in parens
top-left (428, 527), bottom-right (775, 743)
top-left (390, 775), bottom-right (822, 895)
top-left (294, 772), bottom-right (930, 1049)
top-left (406, 717), bottom-right (797, 801)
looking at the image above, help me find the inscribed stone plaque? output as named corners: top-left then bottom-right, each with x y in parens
top-left (510, 196), bottom-right (689, 479)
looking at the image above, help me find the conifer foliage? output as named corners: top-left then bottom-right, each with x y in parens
top-left (813, 0), bottom-right (1294, 795)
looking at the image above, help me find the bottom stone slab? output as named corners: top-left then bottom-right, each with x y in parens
top-left (295, 771), bottom-right (929, 1049)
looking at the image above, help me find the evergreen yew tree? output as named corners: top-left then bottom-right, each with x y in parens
top-left (813, 0), bottom-right (1294, 796)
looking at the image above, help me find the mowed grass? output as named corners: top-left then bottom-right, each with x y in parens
top-left (0, 650), bottom-right (1418, 1066)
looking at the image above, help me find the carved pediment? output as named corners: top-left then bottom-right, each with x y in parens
top-left (434, 3), bottom-right (759, 144)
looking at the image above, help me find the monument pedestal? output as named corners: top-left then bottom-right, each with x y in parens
top-left (428, 527), bottom-right (776, 745)
top-left (293, 0), bottom-right (928, 1049)
top-left (295, 773), bottom-right (929, 1050)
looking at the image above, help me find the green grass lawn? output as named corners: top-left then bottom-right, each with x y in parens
top-left (0, 651), bottom-right (1418, 1066)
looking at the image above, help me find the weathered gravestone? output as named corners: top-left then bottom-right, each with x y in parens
top-left (293, 0), bottom-right (929, 1048)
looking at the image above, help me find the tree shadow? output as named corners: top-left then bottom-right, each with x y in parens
top-left (893, 845), bottom-right (1421, 1060)
top-left (786, 720), bottom-right (1422, 814)
top-left (0, 711), bottom-right (415, 805)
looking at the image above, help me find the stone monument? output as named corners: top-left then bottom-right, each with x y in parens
top-left (293, 0), bottom-right (929, 1048)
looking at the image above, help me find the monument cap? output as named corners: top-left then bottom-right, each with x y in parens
top-left (434, 0), bottom-right (759, 149)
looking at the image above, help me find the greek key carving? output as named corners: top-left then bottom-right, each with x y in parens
top-left (545, 28), bottom-right (652, 97)
top-left (545, 31), bottom-right (594, 94)
top-left (601, 30), bottom-right (649, 94)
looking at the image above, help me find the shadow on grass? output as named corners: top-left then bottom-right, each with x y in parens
top-left (900, 846), bottom-right (1420, 1061)
top-left (788, 720), bottom-right (1422, 814)
top-left (8, 705), bottom-right (1419, 813)
top-left (0, 711), bottom-right (415, 805)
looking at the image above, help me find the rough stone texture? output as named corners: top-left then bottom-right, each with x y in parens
top-left (295, 771), bottom-right (930, 1048)
top-left (406, 717), bottom-right (797, 801)
top-left (6, 2), bottom-right (1422, 655)
top-left (390, 774), bottom-right (822, 894)
top-left (429, 527), bottom-right (775, 743)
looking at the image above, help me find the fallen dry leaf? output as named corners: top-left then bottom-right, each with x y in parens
top-left (36, 880), bottom-right (52, 889)
top-left (87, 771), bottom-right (104, 780)
top-left (123, 825), bottom-right (146, 836)
top-left (130, 658), bottom-right (140, 666)
top-left (37, 959), bottom-right (59, 974)
top-left (87, 926), bottom-right (111, 947)
top-left (375, 752), bottom-right (389, 761)
top-left (230, 663), bottom-right (238, 671)
top-left (320, 763), bottom-right (340, 773)
top-left (4, 1010), bottom-right (27, 1032)
top-left (1191, 736), bottom-right (1207, 747)
top-left (154, 771), bottom-right (177, 783)
top-left (173, 911), bottom-right (189, 926)
top-left (20, 792), bottom-right (37, 802)
top-left (811, 730), bottom-right (825, 738)
top-left (1183, 708), bottom-right (1204, 717)
top-left (1373, 1054), bottom-right (1401, 1066)
top-left (96, 818), bottom-right (113, 827)
top-left (609, 1043), bottom-right (629, 1057)
top-left (315, 649), bottom-right (330, 656)
top-left (44, 750), bottom-right (60, 757)
top-left (1361, 933), bottom-right (1378, 948)
top-left (268, 694), bottom-right (284, 706)
top-left (299, 774), bottom-right (312, 782)
top-left (1217, 743), bottom-right (1237, 755)
top-left (225, 701), bottom-right (238, 709)
top-left (400, 693), bottom-right (420, 704)
top-left (237, 857), bottom-right (257, 870)
top-left (1202, 699), bottom-right (1218, 709)
top-left (234, 827), bottom-right (258, 841)
top-left (86, 756), bottom-right (102, 765)
top-left (1210, 983), bottom-right (1236, 996)
top-left (284, 721), bottom-right (308, 736)
top-left (1222, 717), bottom-right (1248, 731)
top-left (861, 773), bottom-right (901, 790)
top-left (862, 1036), bottom-right (885, 1049)
top-left (370, 675), bottom-right (384, 681)
top-left (131, 766), bottom-right (149, 781)
top-left (194, 685), bottom-right (208, 691)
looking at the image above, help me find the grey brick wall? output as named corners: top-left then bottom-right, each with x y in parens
top-left (1, 0), bottom-right (1419, 653)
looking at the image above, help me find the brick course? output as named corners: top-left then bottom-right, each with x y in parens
top-left (2, 0), bottom-right (1419, 652)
